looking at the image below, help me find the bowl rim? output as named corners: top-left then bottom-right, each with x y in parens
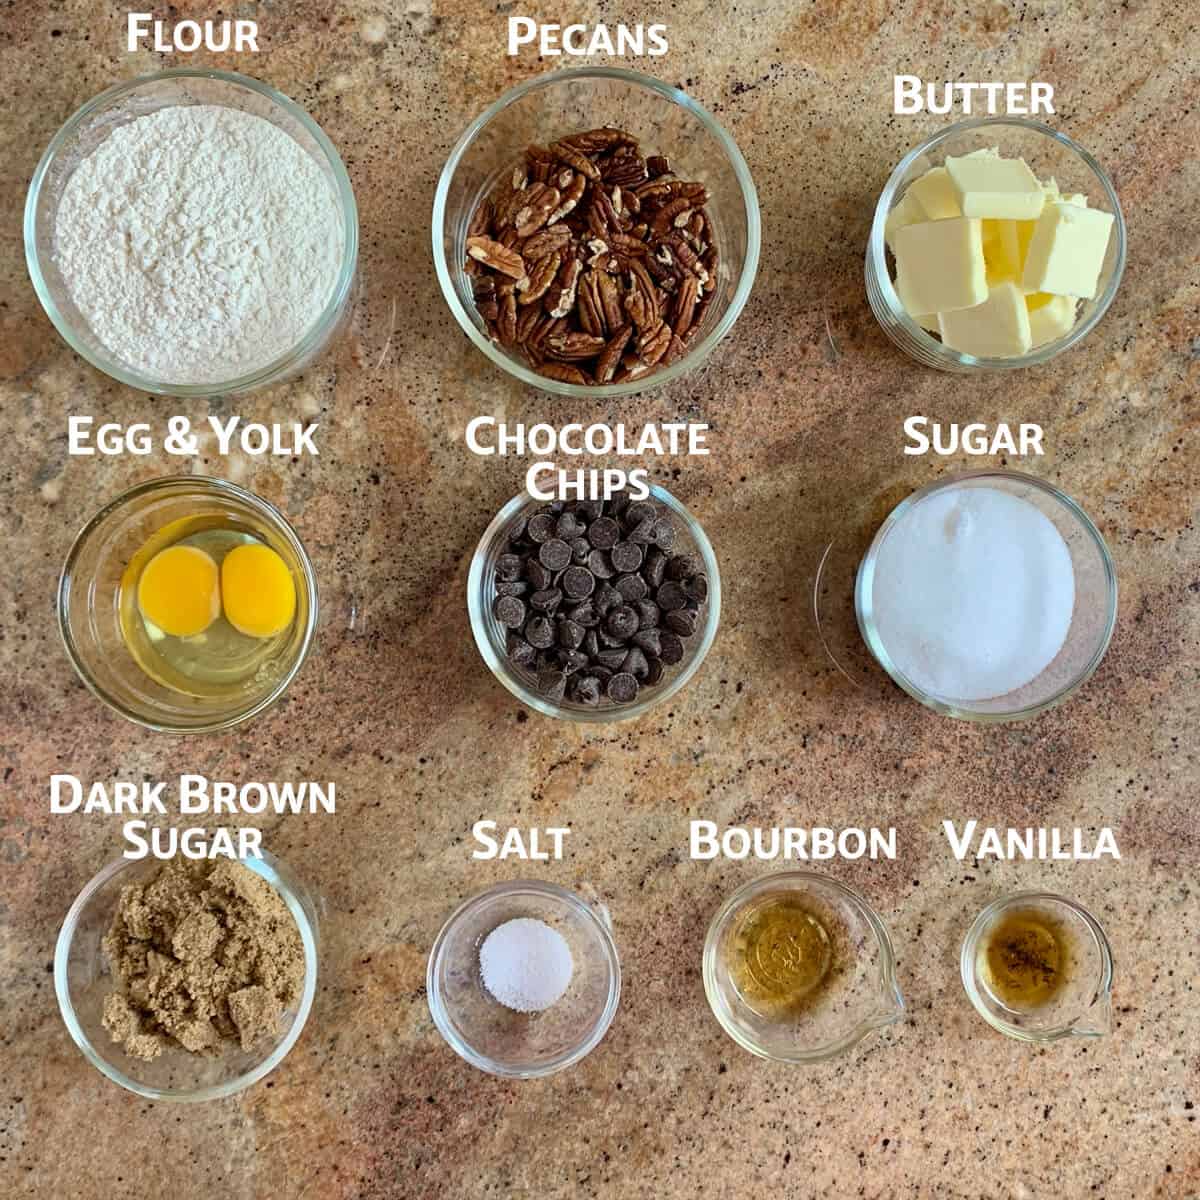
top-left (54, 851), bottom-right (319, 1102)
top-left (57, 474), bottom-right (320, 734)
top-left (24, 67), bottom-right (359, 397)
top-left (701, 870), bottom-right (905, 1064)
top-left (866, 115), bottom-right (1127, 369)
top-left (432, 65), bottom-right (761, 397)
top-left (467, 483), bottom-right (721, 722)
top-left (959, 890), bottom-right (1114, 1043)
top-left (855, 468), bottom-right (1118, 722)
top-left (426, 879), bottom-right (621, 1079)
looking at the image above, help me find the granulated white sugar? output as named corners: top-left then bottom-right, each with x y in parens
top-left (870, 485), bottom-right (1075, 702)
top-left (54, 104), bottom-right (343, 384)
top-left (479, 917), bottom-right (574, 1013)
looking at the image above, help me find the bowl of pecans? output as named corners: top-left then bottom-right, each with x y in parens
top-left (468, 485), bottom-right (721, 721)
top-left (433, 68), bottom-right (759, 395)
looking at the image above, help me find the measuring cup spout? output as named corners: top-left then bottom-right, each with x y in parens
top-left (1071, 994), bottom-right (1112, 1038)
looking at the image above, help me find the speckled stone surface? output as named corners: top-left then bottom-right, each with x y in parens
top-left (1, 2), bottom-right (1198, 1197)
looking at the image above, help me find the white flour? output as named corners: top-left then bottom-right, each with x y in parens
top-left (54, 104), bottom-right (343, 384)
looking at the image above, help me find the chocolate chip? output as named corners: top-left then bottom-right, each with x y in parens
top-left (559, 648), bottom-right (589, 674)
top-left (610, 541), bottom-right (644, 572)
top-left (659, 630), bottom-right (684, 664)
top-left (656, 581), bottom-right (688, 611)
top-left (507, 636), bottom-right (535, 667)
top-left (530, 587), bottom-right (562, 614)
top-left (588, 549), bottom-right (615, 579)
top-left (622, 646), bottom-right (649, 679)
top-left (615, 573), bottom-right (649, 603)
top-left (635, 599), bottom-right (661, 629)
top-left (573, 675), bottom-right (601, 705)
top-left (596, 648), bottom-right (629, 671)
top-left (606, 605), bottom-right (639, 639)
top-left (653, 520), bottom-right (677, 550)
top-left (607, 672), bottom-right (639, 703)
top-left (665, 608), bottom-right (697, 637)
top-left (526, 616), bottom-right (555, 649)
top-left (633, 628), bottom-right (662, 657)
top-left (525, 559), bottom-right (552, 590)
top-left (587, 516), bottom-right (620, 549)
top-left (567, 600), bottom-right (599, 627)
top-left (571, 537), bottom-right (592, 564)
top-left (558, 619), bottom-right (585, 650)
top-left (556, 512), bottom-right (585, 540)
top-left (527, 512), bottom-right (556, 543)
top-left (494, 595), bottom-right (526, 628)
top-left (594, 582), bottom-right (622, 612)
top-left (644, 657), bottom-right (664, 685)
top-left (562, 566), bottom-right (595, 599)
top-left (497, 553), bottom-right (523, 581)
top-left (668, 553), bottom-right (700, 581)
top-left (496, 580), bottom-right (528, 597)
top-left (589, 665), bottom-right (614, 682)
top-left (625, 501), bottom-right (657, 527)
top-left (628, 517), bottom-right (657, 545)
top-left (538, 669), bottom-right (567, 701)
top-left (643, 547), bottom-right (668, 589)
top-left (575, 499), bottom-right (603, 523)
top-left (539, 538), bottom-right (572, 571)
top-left (582, 629), bottom-right (600, 658)
top-left (506, 515), bottom-right (528, 542)
top-left (684, 574), bottom-right (708, 603)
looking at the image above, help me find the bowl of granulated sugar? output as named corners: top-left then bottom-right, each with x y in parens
top-left (25, 69), bottom-right (357, 397)
top-left (427, 881), bottom-right (621, 1078)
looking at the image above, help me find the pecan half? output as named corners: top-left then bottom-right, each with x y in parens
top-left (601, 150), bottom-right (648, 188)
top-left (521, 224), bottom-right (571, 260)
top-left (646, 154), bottom-right (671, 177)
top-left (546, 256), bottom-right (583, 319)
top-left (546, 331), bottom-right (606, 361)
top-left (652, 197), bottom-right (695, 237)
top-left (467, 200), bottom-right (491, 239)
top-left (671, 275), bottom-right (701, 336)
top-left (597, 270), bottom-right (624, 331)
top-left (497, 292), bottom-right (518, 345)
top-left (539, 362), bottom-right (590, 385)
top-left (551, 139), bottom-right (601, 182)
top-left (513, 183), bottom-right (560, 238)
top-left (466, 235), bottom-right (526, 280)
top-left (624, 261), bottom-right (661, 331)
top-left (561, 127), bottom-right (636, 154)
top-left (547, 172), bottom-right (586, 224)
top-left (594, 324), bottom-right (633, 383)
top-left (517, 253), bottom-right (560, 305)
top-left (578, 270), bottom-right (608, 337)
top-left (637, 321), bottom-right (672, 366)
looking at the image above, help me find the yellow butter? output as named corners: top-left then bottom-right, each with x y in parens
top-left (1021, 202), bottom-right (1115, 298)
top-left (884, 191), bottom-right (924, 250)
top-left (981, 218), bottom-right (1023, 284)
top-left (946, 154), bottom-right (1045, 220)
top-left (892, 217), bottom-right (987, 314)
top-left (907, 166), bottom-right (961, 221)
top-left (937, 282), bottom-right (1032, 358)
top-left (1028, 293), bottom-right (1078, 347)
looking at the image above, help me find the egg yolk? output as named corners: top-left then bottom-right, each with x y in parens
top-left (220, 544), bottom-right (296, 639)
top-left (137, 545), bottom-right (221, 638)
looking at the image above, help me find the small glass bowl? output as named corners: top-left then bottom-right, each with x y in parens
top-left (467, 484), bottom-right (721, 721)
top-left (856, 470), bottom-right (1117, 721)
top-left (433, 66), bottom-right (760, 396)
top-left (703, 872), bottom-right (904, 1064)
top-left (25, 68), bottom-right (358, 396)
top-left (427, 881), bottom-right (621, 1079)
top-left (58, 475), bottom-right (319, 733)
top-left (54, 851), bottom-right (320, 1102)
top-left (865, 117), bottom-right (1126, 371)
top-left (961, 892), bottom-right (1113, 1043)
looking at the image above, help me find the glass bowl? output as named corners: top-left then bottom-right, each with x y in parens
top-left (24, 68), bottom-right (358, 396)
top-left (58, 475), bottom-right (319, 733)
top-left (865, 117), bottom-right (1126, 371)
top-left (433, 66), bottom-right (760, 396)
top-left (856, 470), bottom-right (1117, 721)
top-left (703, 871), bottom-right (904, 1064)
top-left (961, 891), bottom-right (1113, 1043)
top-left (467, 484), bottom-right (721, 721)
top-left (427, 881), bottom-right (621, 1079)
top-left (54, 851), bottom-right (320, 1102)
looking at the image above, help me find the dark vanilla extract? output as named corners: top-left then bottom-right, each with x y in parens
top-left (983, 909), bottom-right (1068, 1009)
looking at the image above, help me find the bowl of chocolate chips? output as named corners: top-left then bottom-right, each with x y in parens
top-left (433, 67), bottom-right (759, 395)
top-left (468, 485), bottom-right (720, 720)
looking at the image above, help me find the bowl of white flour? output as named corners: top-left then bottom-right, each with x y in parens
top-left (25, 69), bottom-right (357, 395)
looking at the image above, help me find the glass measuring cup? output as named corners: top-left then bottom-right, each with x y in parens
top-left (702, 871), bottom-right (904, 1063)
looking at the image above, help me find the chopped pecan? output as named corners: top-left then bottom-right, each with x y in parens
top-left (638, 321), bottom-right (672, 365)
top-left (466, 235), bottom-right (526, 280)
top-left (646, 154), bottom-right (671, 177)
top-left (560, 127), bottom-right (636, 154)
top-left (594, 324), bottom-right (633, 383)
top-left (546, 256), bottom-right (583, 319)
top-left (551, 139), bottom-right (601, 182)
top-left (623, 261), bottom-right (661, 331)
top-left (546, 331), bottom-right (606, 361)
top-left (517, 253), bottom-right (560, 305)
top-left (671, 275), bottom-right (701, 336)
top-left (525, 144), bottom-right (557, 182)
top-left (513, 183), bottom-right (560, 238)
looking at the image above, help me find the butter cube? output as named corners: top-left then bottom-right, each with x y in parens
top-left (946, 154), bottom-right (1045, 220)
top-left (1021, 202), bottom-right (1115, 298)
top-left (885, 192), bottom-right (924, 250)
top-left (908, 166), bottom-right (961, 220)
top-left (1027, 293), bottom-right (1078, 347)
top-left (981, 219), bottom-right (1023, 284)
top-left (938, 282), bottom-right (1032, 357)
top-left (892, 217), bottom-right (986, 314)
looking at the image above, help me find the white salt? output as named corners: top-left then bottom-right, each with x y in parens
top-left (479, 917), bottom-right (573, 1013)
top-left (870, 485), bottom-right (1075, 702)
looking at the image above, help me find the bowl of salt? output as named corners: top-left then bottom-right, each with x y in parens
top-left (427, 881), bottom-right (621, 1078)
top-left (855, 470), bottom-right (1117, 721)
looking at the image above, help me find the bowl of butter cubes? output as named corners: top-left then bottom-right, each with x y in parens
top-left (866, 117), bottom-right (1125, 371)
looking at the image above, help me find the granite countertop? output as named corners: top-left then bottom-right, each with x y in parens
top-left (2, 2), bottom-right (1198, 1197)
